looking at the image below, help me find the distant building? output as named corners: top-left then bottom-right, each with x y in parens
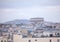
top-left (30, 18), bottom-right (44, 25)
top-left (55, 23), bottom-right (60, 29)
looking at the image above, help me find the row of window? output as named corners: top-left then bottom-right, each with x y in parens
top-left (28, 39), bottom-right (60, 42)
top-left (50, 39), bottom-right (60, 42)
top-left (0, 40), bottom-right (6, 42)
top-left (29, 39), bottom-right (37, 42)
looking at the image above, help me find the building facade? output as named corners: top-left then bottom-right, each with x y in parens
top-left (0, 36), bottom-right (7, 42)
top-left (13, 34), bottom-right (60, 42)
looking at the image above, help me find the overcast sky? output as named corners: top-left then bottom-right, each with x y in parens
top-left (0, 0), bottom-right (60, 23)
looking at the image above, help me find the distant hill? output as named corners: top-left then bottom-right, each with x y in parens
top-left (4, 19), bottom-right (30, 24)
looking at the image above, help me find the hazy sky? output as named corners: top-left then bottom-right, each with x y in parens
top-left (0, 0), bottom-right (60, 23)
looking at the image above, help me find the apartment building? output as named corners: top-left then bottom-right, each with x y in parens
top-left (13, 34), bottom-right (60, 42)
top-left (0, 36), bottom-right (7, 42)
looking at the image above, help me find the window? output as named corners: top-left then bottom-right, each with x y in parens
top-left (29, 40), bottom-right (31, 42)
top-left (57, 39), bottom-right (60, 42)
top-left (50, 39), bottom-right (52, 42)
top-left (4, 40), bottom-right (6, 42)
top-left (50, 34), bottom-right (53, 37)
top-left (35, 39), bottom-right (37, 41)
top-left (1, 40), bottom-right (3, 42)
top-left (57, 33), bottom-right (60, 36)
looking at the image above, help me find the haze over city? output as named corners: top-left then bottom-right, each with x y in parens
top-left (0, 0), bottom-right (60, 42)
top-left (0, 0), bottom-right (60, 23)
